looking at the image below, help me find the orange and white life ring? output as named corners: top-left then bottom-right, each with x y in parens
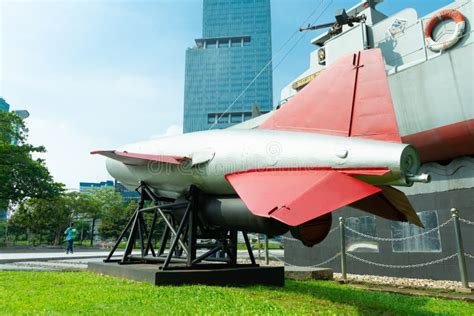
top-left (424, 9), bottom-right (466, 51)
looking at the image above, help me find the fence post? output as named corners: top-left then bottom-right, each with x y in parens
top-left (264, 235), bottom-right (269, 265)
top-left (451, 208), bottom-right (470, 289)
top-left (257, 234), bottom-right (261, 260)
top-left (339, 217), bottom-right (347, 281)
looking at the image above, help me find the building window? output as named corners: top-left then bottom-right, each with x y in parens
top-left (208, 114), bottom-right (216, 124)
top-left (345, 216), bottom-right (379, 253)
top-left (218, 114), bottom-right (229, 124)
top-left (231, 39), bottom-right (241, 47)
top-left (231, 113), bottom-right (242, 123)
top-left (391, 210), bottom-right (442, 253)
top-left (218, 41), bottom-right (229, 48)
top-left (208, 112), bottom-right (256, 125)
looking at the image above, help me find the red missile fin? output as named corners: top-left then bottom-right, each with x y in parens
top-left (226, 168), bottom-right (422, 227)
top-left (260, 48), bottom-right (401, 143)
top-left (225, 168), bottom-right (381, 227)
top-left (91, 150), bottom-right (188, 166)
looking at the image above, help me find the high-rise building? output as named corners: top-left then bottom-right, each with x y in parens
top-left (0, 98), bottom-right (9, 219)
top-left (0, 98), bottom-right (10, 112)
top-left (183, 0), bottom-right (273, 132)
top-left (79, 180), bottom-right (139, 202)
top-left (114, 181), bottom-right (140, 202)
top-left (79, 181), bottom-right (114, 193)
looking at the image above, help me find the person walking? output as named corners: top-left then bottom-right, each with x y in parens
top-left (64, 222), bottom-right (78, 254)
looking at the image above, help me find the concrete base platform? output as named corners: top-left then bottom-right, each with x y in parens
top-left (284, 267), bottom-right (333, 280)
top-left (88, 262), bottom-right (284, 286)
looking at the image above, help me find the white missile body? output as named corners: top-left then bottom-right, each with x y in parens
top-left (107, 129), bottom-right (421, 199)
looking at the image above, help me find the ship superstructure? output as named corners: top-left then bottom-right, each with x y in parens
top-left (280, 0), bottom-right (473, 163)
top-left (279, 0), bottom-right (474, 281)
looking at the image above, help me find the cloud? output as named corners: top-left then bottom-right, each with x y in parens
top-left (150, 124), bottom-right (183, 139)
top-left (27, 116), bottom-right (112, 190)
top-left (27, 117), bottom-right (184, 189)
top-left (3, 69), bottom-right (185, 189)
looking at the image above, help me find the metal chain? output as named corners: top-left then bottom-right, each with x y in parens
top-left (285, 216), bottom-right (469, 244)
top-left (283, 226), bottom-right (339, 243)
top-left (344, 217), bottom-right (453, 242)
top-left (459, 218), bottom-right (474, 226)
top-left (271, 252), bottom-right (341, 268)
top-left (465, 253), bottom-right (474, 259)
top-left (347, 253), bottom-right (457, 269)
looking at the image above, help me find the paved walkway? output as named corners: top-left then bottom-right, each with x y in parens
top-left (0, 249), bottom-right (283, 263)
top-left (0, 251), bottom-right (122, 264)
top-left (0, 249), bottom-right (284, 271)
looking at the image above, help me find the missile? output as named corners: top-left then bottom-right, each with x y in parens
top-left (92, 48), bottom-right (429, 247)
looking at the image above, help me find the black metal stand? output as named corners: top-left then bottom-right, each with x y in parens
top-left (104, 182), bottom-right (257, 270)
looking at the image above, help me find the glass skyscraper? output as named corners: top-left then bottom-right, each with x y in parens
top-left (0, 98), bottom-right (10, 219)
top-left (0, 98), bottom-right (10, 112)
top-left (183, 0), bottom-right (273, 133)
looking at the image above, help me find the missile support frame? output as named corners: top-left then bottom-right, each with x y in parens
top-left (104, 182), bottom-right (258, 270)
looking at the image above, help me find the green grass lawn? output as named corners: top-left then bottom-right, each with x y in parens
top-left (0, 271), bottom-right (472, 315)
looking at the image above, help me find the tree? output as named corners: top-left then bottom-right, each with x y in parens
top-left (99, 199), bottom-right (136, 241)
top-left (79, 187), bottom-right (124, 246)
top-left (8, 191), bottom-right (101, 245)
top-left (10, 196), bottom-right (73, 245)
top-left (8, 188), bottom-right (135, 247)
top-left (0, 111), bottom-right (63, 205)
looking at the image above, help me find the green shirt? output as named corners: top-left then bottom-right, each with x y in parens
top-left (65, 227), bottom-right (78, 241)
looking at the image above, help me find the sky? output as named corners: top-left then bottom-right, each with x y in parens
top-left (0, 0), bottom-right (452, 189)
